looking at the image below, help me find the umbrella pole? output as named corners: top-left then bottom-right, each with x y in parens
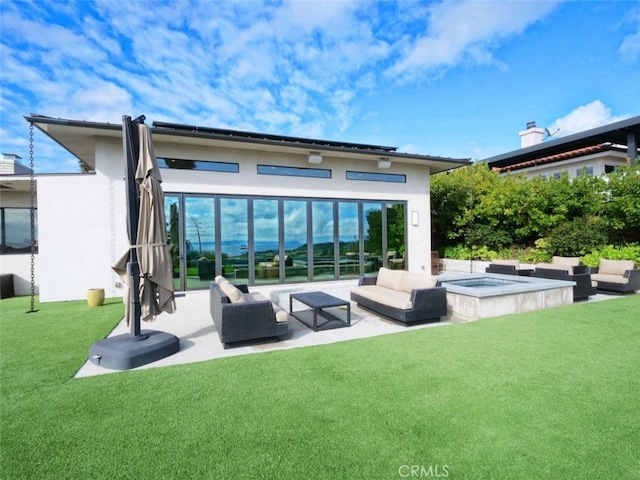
top-left (123, 114), bottom-right (145, 339)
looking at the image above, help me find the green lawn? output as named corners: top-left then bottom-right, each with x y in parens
top-left (1, 294), bottom-right (639, 479)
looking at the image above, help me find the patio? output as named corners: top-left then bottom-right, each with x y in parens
top-left (75, 278), bottom-right (619, 378)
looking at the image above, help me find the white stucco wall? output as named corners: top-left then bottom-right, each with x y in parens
top-left (34, 135), bottom-right (436, 302)
top-left (0, 254), bottom-right (39, 296)
top-left (36, 154), bottom-right (127, 302)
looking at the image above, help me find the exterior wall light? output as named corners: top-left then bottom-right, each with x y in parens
top-left (378, 158), bottom-right (391, 169)
top-left (308, 152), bottom-right (323, 164)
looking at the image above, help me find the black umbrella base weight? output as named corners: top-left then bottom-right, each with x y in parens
top-left (89, 330), bottom-right (180, 370)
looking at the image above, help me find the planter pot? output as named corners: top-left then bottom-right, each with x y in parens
top-left (87, 288), bottom-right (105, 307)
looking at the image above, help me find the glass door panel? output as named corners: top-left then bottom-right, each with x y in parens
top-left (220, 198), bottom-right (248, 283)
top-left (338, 202), bottom-right (359, 279)
top-left (184, 196), bottom-right (215, 289)
top-left (386, 202), bottom-right (406, 270)
top-left (284, 200), bottom-right (308, 282)
top-left (254, 199), bottom-right (279, 284)
top-left (164, 194), bottom-right (183, 291)
top-left (311, 201), bottom-right (335, 281)
top-left (363, 202), bottom-right (383, 276)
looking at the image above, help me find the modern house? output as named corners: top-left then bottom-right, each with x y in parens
top-left (0, 114), bottom-right (470, 302)
top-left (485, 116), bottom-right (640, 179)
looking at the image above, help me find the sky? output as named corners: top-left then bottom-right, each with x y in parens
top-left (1, 0), bottom-right (639, 173)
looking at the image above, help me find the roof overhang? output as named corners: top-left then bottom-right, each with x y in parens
top-left (25, 114), bottom-right (471, 174)
top-left (484, 116), bottom-right (640, 168)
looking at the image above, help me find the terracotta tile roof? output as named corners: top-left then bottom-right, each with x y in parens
top-left (495, 143), bottom-right (623, 173)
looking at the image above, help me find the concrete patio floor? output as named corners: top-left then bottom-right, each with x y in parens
top-left (75, 279), bottom-right (620, 378)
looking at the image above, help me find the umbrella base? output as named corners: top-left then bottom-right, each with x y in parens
top-left (88, 330), bottom-right (180, 370)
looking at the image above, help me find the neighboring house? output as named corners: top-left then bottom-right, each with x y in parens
top-left (0, 114), bottom-right (469, 302)
top-left (485, 116), bottom-right (640, 179)
top-left (0, 154), bottom-right (39, 296)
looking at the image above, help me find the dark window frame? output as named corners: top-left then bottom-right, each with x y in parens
top-left (257, 164), bottom-right (331, 179)
top-left (158, 157), bottom-right (239, 173)
top-left (346, 171), bottom-right (406, 183)
top-left (0, 207), bottom-right (38, 255)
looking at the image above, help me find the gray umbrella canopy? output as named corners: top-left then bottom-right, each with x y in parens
top-left (112, 123), bottom-right (175, 324)
top-left (135, 123), bottom-right (176, 321)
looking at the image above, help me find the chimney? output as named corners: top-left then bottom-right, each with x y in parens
top-left (519, 121), bottom-right (544, 148)
top-left (1, 153), bottom-right (32, 175)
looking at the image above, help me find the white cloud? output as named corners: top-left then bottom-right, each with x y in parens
top-left (388, 0), bottom-right (559, 80)
top-left (548, 100), bottom-right (629, 137)
top-left (618, 6), bottom-right (640, 61)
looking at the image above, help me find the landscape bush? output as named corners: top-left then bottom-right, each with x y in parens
top-left (431, 162), bottom-right (640, 261)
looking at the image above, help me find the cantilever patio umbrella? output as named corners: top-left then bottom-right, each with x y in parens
top-left (134, 122), bottom-right (176, 321)
top-left (89, 115), bottom-right (178, 370)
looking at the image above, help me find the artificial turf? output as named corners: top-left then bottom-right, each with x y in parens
top-left (1, 294), bottom-right (639, 479)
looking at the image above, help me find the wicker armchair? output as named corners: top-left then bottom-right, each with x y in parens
top-left (485, 259), bottom-right (533, 276)
top-left (590, 260), bottom-right (640, 294)
top-left (210, 281), bottom-right (288, 348)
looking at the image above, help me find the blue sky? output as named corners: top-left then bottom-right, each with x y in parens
top-left (1, 0), bottom-right (639, 173)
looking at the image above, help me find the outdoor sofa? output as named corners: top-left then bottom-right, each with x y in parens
top-left (350, 267), bottom-right (447, 326)
top-left (210, 276), bottom-right (289, 348)
top-left (485, 259), bottom-right (533, 276)
top-left (531, 256), bottom-right (596, 301)
top-left (589, 259), bottom-right (640, 294)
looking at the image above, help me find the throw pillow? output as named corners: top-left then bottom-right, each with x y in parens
top-left (219, 280), bottom-right (245, 303)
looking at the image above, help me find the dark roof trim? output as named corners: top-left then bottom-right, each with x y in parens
top-left (152, 121), bottom-right (397, 152)
top-left (24, 113), bottom-right (471, 170)
top-left (25, 113), bottom-right (122, 131)
top-left (485, 115), bottom-right (640, 168)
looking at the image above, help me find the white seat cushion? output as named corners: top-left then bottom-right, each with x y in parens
top-left (598, 259), bottom-right (634, 276)
top-left (376, 267), bottom-right (402, 291)
top-left (591, 273), bottom-right (629, 285)
top-left (399, 271), bottom-right (437, 293)
top-left (351, 285), bottom-right (413, 310)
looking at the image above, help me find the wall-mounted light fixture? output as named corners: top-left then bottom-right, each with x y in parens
top-left (411, 211), bottom-right (419, 226)
top-left (308, 152), bottom-right (323, 164)
top-left (378, 157), bottom-right (391, 169)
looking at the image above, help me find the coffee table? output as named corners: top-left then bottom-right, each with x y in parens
top-left (289, 291), bottom-right (351, 332)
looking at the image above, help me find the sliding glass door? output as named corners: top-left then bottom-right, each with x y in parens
top-left (165, 193), bottom-right (405, 290)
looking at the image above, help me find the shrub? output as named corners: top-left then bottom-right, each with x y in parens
top-left (546, 217), bottom-right (608, 257)
top-left (581, 244), bottom-right (640, 267)
top-left (443, 244), bottom-right (498, 261)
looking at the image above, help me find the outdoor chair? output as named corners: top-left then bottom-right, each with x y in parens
top-left (531, 268), bottom-right (596, 301)
top-left (485, 259), bottom-right (533, 276)
top-left (210, 277), bottom-right (289, 348)
top-left (590, 259), bottom-right (640, 294)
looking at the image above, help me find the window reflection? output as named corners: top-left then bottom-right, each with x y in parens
top-left (363, 203), bottom-right (383, 275)
top-left (386, 202), bottom-right (406, 270)
top-left (220, 198), bottom-right (248, 283)
top-left (185, 197), bottom-right (216, 289)
top-left (339, 202), bottom-right (359, 279)
top-left (254, 199), bottom-right (279, 283)
top-left (164, 195), bottom-right (181, 290)
top-left (312, 201), bottom-right (335, 280)
top-left (164, 194), bottom-right (405, 288)
top-left (284, 200), bottom-right (307, 282)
